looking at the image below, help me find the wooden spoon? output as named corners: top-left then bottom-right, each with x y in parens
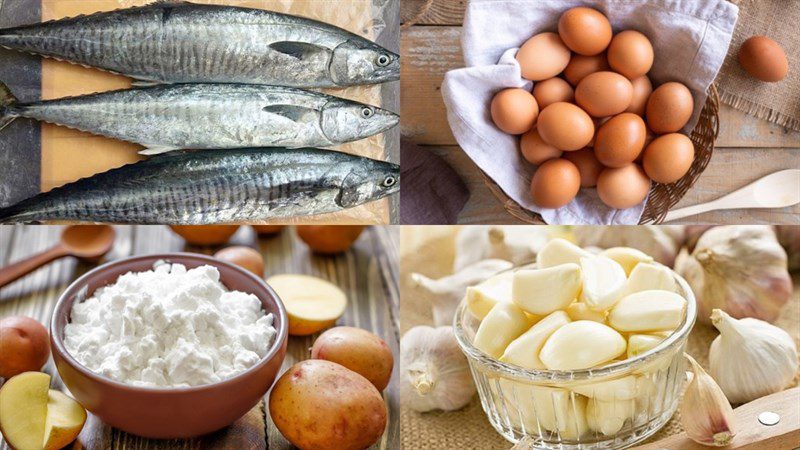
top-left (0, 225), bottom-right (115, 288)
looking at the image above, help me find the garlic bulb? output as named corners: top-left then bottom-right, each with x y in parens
top-left (775, 225), bottom-right (800, 271)
top-left (708, 309), bottom-right (798, 404)
top-left (411, 259), bottom-right (513, 326)
top-left (453, 226), bottom-right (549, 271)
top-left (674, 225), bottom-right (792, 324)
top-left (680, 354), bottom-right (736, 446)
top-left (400, 326), bottom-right (476, 412)
top-left (573, 226), bottom-right (683, 267)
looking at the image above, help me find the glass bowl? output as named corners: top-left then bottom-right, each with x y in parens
top-left (453, 263), bottom-right (696, 449)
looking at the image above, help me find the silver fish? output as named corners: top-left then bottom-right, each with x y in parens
top-left (0, 148), bottom-right (400, 224)
top-left (0, 82), bottom-right (398, 154)
top-left (0, 1), bottom-right (400, 87)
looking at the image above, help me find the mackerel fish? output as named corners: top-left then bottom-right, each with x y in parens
top-left (0, 1), bottom-right (400, 88)
top-left (0, 82), bottom-right (399, 153)
top-left (0, 148), bottom-right (400, 224)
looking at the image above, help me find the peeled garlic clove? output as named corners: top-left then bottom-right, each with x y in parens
top-left (512, 263), bottom-right (582, 315)
top-left (571, 376), bottom-right (638, 401)
top-left (565, 301), bottom-right (607, 323)
top-left (586, 397), bottom-right (635, 436)
top-left (681, 354), bottom-right (736, 446)
top-left (580, 256), bottom-right (627, 311)
top-left (466, 271), bottom-right (514, 320)
top-left (627, 334), bottom-right (665, 359)
top-left (539, 321), bottom-right (626, 370)
top-left (537, 238), bottom-right (593, 268)
top-left (608, 290), bottom-right (686, 332)
top-left (622, 262), bottom-right (678, 297)
top-left (473, 302), bottom-right (535, 358)
top-left (600, 247), bottom-right (654, 276)
top-left (500, 311), bottom-right (570, 369)
top-left (499, 382), bottom-right (587, 438)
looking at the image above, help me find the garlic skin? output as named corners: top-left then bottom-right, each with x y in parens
top-left (681, 354), bottom-right (736, 446)
top-left (512, 264), bottom-right (582, 315)
top-left (537, 238), bottom-right (593, 268)
top-left (708, 309), bottom-right (798, 404)
top-left (411, 259), bottom-right (513, 326)
top-left (580, 256), bottom-right (627, 311)
top-left (674, 225), bottom-right (792, 325)
top-left (453, 226), bottom-right (549, 271)
top-left (608, 290), bottom-right (686, 332)
top-left (400, 326), bottom-right (476, 412)
top-left (466, 270), bottom-right (514, 320)
top-left (600, 247), bottom-right (654, 276)
top-left (474, 302), bottom-right (535, 358)
top-left (539, 320), bottom-right (626, 370)
top-left (500, 311), bottom-right (570, 369)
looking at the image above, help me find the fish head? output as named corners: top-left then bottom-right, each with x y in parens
top-left (337, 160), bottom-right (400, 208)
top-left (330, 39), bottom-right (400, 86)
top-left (321, 99), bottom-right (399, 143)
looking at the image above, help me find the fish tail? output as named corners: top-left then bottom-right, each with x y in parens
top-left (0, 80), bottom-right (19, 132)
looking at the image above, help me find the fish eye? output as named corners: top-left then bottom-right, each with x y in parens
top-left (382, 176), bottom-right (396, 187)
top-left (376, 54), bottom-right (391, 67)
top-left (361, 107), bottom-right (374, 118)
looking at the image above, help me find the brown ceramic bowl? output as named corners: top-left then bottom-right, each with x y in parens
top-left (50, 253), bottom-right (288, 439)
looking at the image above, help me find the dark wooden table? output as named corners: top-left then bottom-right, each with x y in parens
top-left (0, 225), bottom-right (400, 449)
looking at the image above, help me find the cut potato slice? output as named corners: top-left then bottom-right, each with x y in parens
top-left (0, 372), bottom-right (87, 450)
top-left (267, 274), bottom-right (348, 336)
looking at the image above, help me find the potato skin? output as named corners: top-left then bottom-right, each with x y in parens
top-left (311, 327), bottom-right (394, 391)
top-left (269, 360), bottom-right (387, 450)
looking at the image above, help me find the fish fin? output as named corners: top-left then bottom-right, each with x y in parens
top-left (147, 0), bottom-right (184, 5)
top-left (0, 80), bottom-right (18, 132)
top-left (262, 104), bottom-right (318, 122)
top-left (268, 41), bottom-right (329, 60)
top-left (139, 145), bottom-right (180, 156)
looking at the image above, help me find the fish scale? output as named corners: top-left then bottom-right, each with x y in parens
top-left (0, 148), bottom-right (400, 224)
top-left (0, 2), bottom-right (400, 87)
top-left (0, 83), bottom-right (398, 152)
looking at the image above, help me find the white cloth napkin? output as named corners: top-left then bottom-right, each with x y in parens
top-left (442, 0), bottom-right (738, 224)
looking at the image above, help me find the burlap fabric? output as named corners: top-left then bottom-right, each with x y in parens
top-left (400, 227), bottom-right (800, 450)
top-left (717, 0), bottom-right (800, 131)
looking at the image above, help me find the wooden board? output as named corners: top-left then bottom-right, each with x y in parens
top-left (400, 20), bottom-right (800, 224)
top-left (0, 224), bottom-right (399, 450)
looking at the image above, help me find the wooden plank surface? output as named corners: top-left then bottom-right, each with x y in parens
top-left (0, 225), bottom-right (399, 450)
top-left (400, 23), bottom-right (800, 224)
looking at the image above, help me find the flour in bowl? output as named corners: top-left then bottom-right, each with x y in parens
top-left (64, 262), bottom-right (277, 388)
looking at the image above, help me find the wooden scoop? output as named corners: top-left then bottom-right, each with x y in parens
top-left (0, 225), bottom-right (115, 288)
top-left (664, 169), bottom-right (800, 222)
top-left (635, 387), bottom-right (800, 449)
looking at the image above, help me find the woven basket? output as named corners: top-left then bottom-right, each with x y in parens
top-left (480, 84), bottom-right (721, 224)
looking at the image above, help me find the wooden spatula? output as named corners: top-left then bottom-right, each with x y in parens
top-left (634, 387), bottom-right (800, 449)
top-left (664, 169), bottom-right (800, 222)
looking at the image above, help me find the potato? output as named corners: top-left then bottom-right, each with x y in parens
top-left (311, 327), bottom-right (394, 391)
top-left (269, 360), bottom-right (387, 450)
top-left (0, 316), bottom-right (50, 379)
top-left (169, 225), bottom-right (239, 245)
top-left (296, 226), bottom-right (365, 254)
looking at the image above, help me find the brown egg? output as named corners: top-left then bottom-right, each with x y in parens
top-left (490, 88), bottom-right (539, 135)
top-left (558, 7), bottom-right (613, 56)
top-left (646, 82), bottom-right (694, 134)
top-left (537, 102), bottom-right (595, 151)
top-left (564, 54), bottom-right (610, 86)
top-left (625, 76), bottom-right (652, 116)
top-left (516, 32), bottom-right (572, 81)
top-left (738, 36), bottom-right (789, 82)
top-left (297, 226), bottom-right (366, 254)
top-left (533, 78), bottom-right (575, 109)
top-left (563, 148), bottom-right (604, 187)
top-left (597, 164), bottom-right (651, 209)
top-left (0, 316), bottom-right (50, 379)
top-left (588, 116), bottom-right (612, 147)
top-left (642, 133), bottom-right (695, 184)
top-left (607, 30), bottom-right (654, 79)
top-left (594, 113), bottom-right (647, 168)
top-left (170, 225), bottom-right (240, 246)
top-left (214, 246), bottom-right (265, 276)
top-left (637, 128), bottom-right (656, 162)
top-left (530, 159), bottom-right (581, 208)
top-left (520, 128), bottom-right (563, 165)
top-left (575, 71), bottom-right (633, 117)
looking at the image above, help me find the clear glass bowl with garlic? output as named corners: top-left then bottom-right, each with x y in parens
top-left (453, 239), bottom-right (697, 449)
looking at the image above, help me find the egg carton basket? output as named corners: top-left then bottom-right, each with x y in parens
top-left (480, 84), bottom-right (720, 224)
